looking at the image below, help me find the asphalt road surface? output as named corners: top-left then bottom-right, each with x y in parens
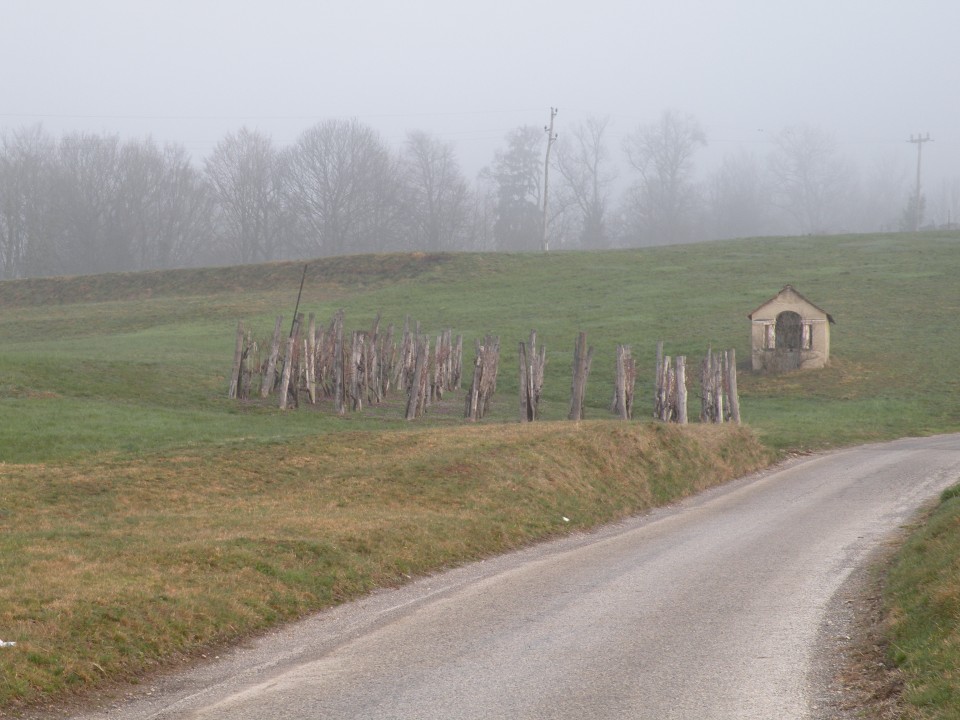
top-left (76, 434), bottom-right (960, 720)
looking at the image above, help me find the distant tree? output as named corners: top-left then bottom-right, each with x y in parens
top-left (401, 130), bottom-right (470, 252)
top-left (899, 193), bottom-right (927, 232)
top-left (485, 126), bottom-right (543, 251)
top-left (622, 109), bottom-right (706, 244)
top-left (150, 144), bottom-right (213, 268)
top-left (929, 176), bottom-right (960, 229)
top-left (116, 139), bottom-right (212, 270)
top-left (554, 116), bottom-right (617, 249)
top-left (768, 124), bottom-right (854, 234)
top-left (708, 150), bottom-right (776, 240)
top-left (283, 118), bottom-right (401, 256)
top-left (853, 153), bottom-right (907, 233)
top-left (0, 125), bottom-right (56, 279)
top-left (50, 132), bottom-right (127, 275)
top-left (462, 174), bottom-right (498, 251)
top-left (205, 128), bottom-right (284, 264)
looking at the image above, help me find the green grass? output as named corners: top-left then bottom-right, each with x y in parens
top-left (887, 483), bottom-right (960, 719)
top-left (2, 231), bottom-right (960, 713)
top-left (3, 232), bottom-right (960, 462)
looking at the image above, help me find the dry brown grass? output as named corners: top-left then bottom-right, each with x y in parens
top-left (0, 420), bottom-right (770, 709)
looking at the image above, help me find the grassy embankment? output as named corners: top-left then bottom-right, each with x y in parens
top-left (886, 484), bottom-right (960, 719)
top-left (1, 232), bottom-right (959, 713)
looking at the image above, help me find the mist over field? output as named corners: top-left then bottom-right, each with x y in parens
top-left (2, 0), bottom-right (958, 278)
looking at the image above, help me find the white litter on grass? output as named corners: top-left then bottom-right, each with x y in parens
top-left (562, 517), bottom-right (570, 522)
top-left (0, 640), bottom-right (15, 647)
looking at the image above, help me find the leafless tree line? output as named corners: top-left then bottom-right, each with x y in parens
top-left (3, 113), bottom-right (955, 280)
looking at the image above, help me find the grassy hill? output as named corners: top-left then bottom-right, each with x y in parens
top-left (3, 233), bottom-right (959, 464)
top-left (1, 232), bottom-right (959, 713)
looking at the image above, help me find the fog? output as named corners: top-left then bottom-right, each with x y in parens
top-left (2, 0), bottom-right (958, 277)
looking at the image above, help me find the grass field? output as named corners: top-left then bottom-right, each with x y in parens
top-left (2, 231), bottom-right (959, 714)
top-left (887, 485), bottom-right (960, 719)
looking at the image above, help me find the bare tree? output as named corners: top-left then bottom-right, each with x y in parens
top-left (853, 153), bottom-right (907, 233)
top-left (554, 116), bottom-right (617, 249)
top-left (768, 124), bottom-right (854, 234)
top-left (401, 130), bottom-right (469, 252)
top-left (622, 109), bottom-right (706, 244)
top-left (50, 132), bottom-right (127, 275)
top-left (150, 144), bottom-right (213, 268)
top-left (0, 125), bottom-right (56, 279)
top-left (462, 174), bottom-right (498, 251)
top-left (708, 150), bottom-right (776, 240)
top-left (283, 118), bottom-right (400, 256)
top-left (929, 176), bottom-right (960, 229)
top-left (205, 128), bottom-right (284, 264)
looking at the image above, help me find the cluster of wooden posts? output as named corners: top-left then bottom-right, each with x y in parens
top-left (228, 313), bottom-right (463, 419)
top-left (228, 317), bottom-right (741, 425)
top-left (652, 343), bottom-right (741, 424)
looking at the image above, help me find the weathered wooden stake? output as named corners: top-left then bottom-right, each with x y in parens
top-left (519, 340), bottom-right (530, 422)
top-left (261, 315), bottom-right (283, 398)
top-left (465, 336), bottom-right (500, 421)
top-left (676, 356), bottom-right (688, 424)
top-left (306, 313), bottom-right (317, 404)
top-left (726, 349), bottom-right (741, 424)
top-left (612, 344), bottom-right (636, 420)
top-left (278, 316), bottom-right (300, 411)
top-left (333, 315), bottom-right (345, 415)
top-left (228, 320), bottom-right (244, 399)
top-left (568, 332), bottom-right (594, 421)
top-left (405, 335), bottom-right (430, 420)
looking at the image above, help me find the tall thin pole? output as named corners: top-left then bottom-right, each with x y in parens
top-left (909, 133), bottom-right (932, 232)
top-left (542, 107), bottom-right (558, 252)
top-left (289, 263), bottom-right (308, 337)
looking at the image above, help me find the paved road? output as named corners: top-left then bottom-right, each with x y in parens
top-left (78, 434), bottom-right (960, 720)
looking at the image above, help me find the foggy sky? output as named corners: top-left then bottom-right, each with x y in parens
top-left (4, 0), bottom-right (958, 183)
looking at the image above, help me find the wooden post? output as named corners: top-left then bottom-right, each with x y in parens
top-left (614, 344), bottom-right (628, 420)
top-left (568, 332), bottom-right (594, 421)
top-left (405, 335), bottom-right (429, 420)
top-left (663, 355), bottom-right (674, 422)
top-left (465, 342), bottom-right (483, 421)
top-left (519, 341), bottom-right (530, 422)
top-left (700, 350), bottom-right (711, 422)
top-left (715, 350), bottom-right (725, 423)
top-left (465, 336), bottom-right (501, 421)
top-left (279, 314), bottom-right (303, 410)
top-left (261, 315), bottom-right (283, 398)
top-left (378, 323), bottom-right (395, 399)
top-left (349, 331), bottom-right (364, 411)
top-left (654, 340), bottom-right (664, 419)
top-left (239, 332), bottom-right (255, 400)
top-left (278, 334), bottom-right (296, 410)
top-left (657, 352), bottom-right (673, 422)
top-left (529, 330), bottom-right (544, 421)
top-left (676, 356), bottom-right (687, 424)
top-left (519, 330), bottom-right (544, 422)
top-left (306, 314), bottom-right (317, 404)
top-left (417, 337), bottom-right (431, 416)
top-left (480, 336), bottom-right (501, 418)
top-left (333, 315), bottom-right (345, 415)
top-left (228, 320), bottom-right (244, 399)
top-left (368, 315), bottom-right (381, 404)
top-left (431, 333), bottom-right (443, 402)
top-left (452, 334), bottom-right (463, 389)
top-left (726, 348), bottom-right (741, 424)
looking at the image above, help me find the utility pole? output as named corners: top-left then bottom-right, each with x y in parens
top-left (542, 107), bottom-right (558, 252)
top-left (908, 133), bottom-right (932, 232)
